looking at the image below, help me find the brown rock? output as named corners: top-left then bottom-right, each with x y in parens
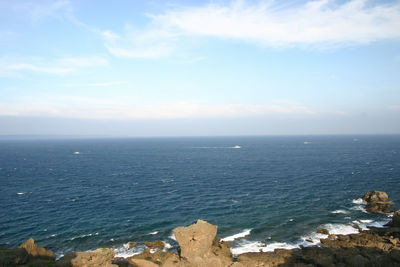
top-left (128, 242), bottom-right (137, 248)
top-left (172, 219), bottom-right (233, 266)
top-left (70, 248), bottom-right (118, 267)
top-left (144, 240), bottom-right (165, 249)
top-left (173, 219), bottom-right (217, 259)
top-left (19, 237), bottom-right (56, 260)
top-left (362, 191), bottom-right (392, 213)
top-left (129, 258), bottom-right (159, 267)
top-left (317, 228), bottom-right (330, 235)
top-left (236, 249), bottom-right (295, 267)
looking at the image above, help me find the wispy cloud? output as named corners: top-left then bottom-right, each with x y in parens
top-left (104, 0), bottom-right (400, 58)
top-left (0, 100), bottom-right (313, 120)
top-left (0, 56), bottom-right (108, 75)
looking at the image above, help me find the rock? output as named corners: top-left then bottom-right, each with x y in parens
top-left (19, 237), bottom-right (56, 260)
top-left (144, 240), bottom-right (165, 249)
top-left (127, 242), bottom-right (137, 248)
top-left (128, 249), bottom-right (178, 266)
top-left (0, 247), bottom-right (29, 266)
top-left (172, 219), bottom-right (233, 266)
top-left (129, 258), bottom-right (159, 267)
top-left (390, 210), bottom-right (400, 227)
top-left (173, 219), bottom-right (217, 260)
top-left (317, 228), bottom-right (330, 235)
top-left (70, 248), bottom-right (118, 267)
top-left (352, 224), bottom-right (362, 231)
top-left (236, 249), bottom-right (295, 267)
top-left (362, 190), bottom-right (392, 213)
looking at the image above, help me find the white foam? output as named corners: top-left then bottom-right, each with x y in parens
top-left (69, 233), bottom-right (95, 241)
top-left (359, 219), bottom-right (373, 223)
top-left (169, 232), bottom-right (176, 241)
top-left (230, 241), bottom-right (298, 256)
top-left (352, 198), bottom-right (364, 204)
top-left (331, 210), bottom-right (349, 214)
top-left (222, 229), bottom-right (252, 242)
top-left (324, 223), bottom-right (360, 235)
top-left (149, 231), bottom-right (158, 235)
top-left (114, 243), bottom-right (145, 258)
top-left (17, 192), bottom-right (25, 195)
top-left (350, 205), bottom-right (367, 213)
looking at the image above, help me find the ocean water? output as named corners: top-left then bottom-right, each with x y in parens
top-left (1, 135), bottom-right (399, 258)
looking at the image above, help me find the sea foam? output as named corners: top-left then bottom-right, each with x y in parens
top-left (222, 229), bottom-right (252, 242)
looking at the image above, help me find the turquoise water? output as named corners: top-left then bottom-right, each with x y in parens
top-left (0, 135), bottom-right (399, 257)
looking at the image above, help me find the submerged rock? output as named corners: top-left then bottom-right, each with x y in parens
top-left (127, 242), bottom-right (137, 248)
top-left (362, 190), bottom-right (392, 213)
top-left (144, 240), bottom-right (165, 250)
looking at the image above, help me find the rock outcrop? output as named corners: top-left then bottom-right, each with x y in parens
top-left (67, 248), bottom-right (118, 267)
top-left (362, 190), bottom-right (392, 213)
top-left (19, 237), bottom-right (56, 260)
top-left (172, 219), bottom-right (233, 267)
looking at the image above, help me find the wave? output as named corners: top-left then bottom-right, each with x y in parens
top-left (352, 198), bottom-right (364, 204)
top-left (114, 241), bottom-right (173, 258)
top-left (148, 231), bottom-right (158, 235)
top-left (69, 233), bottom-right (99, 241)
top-left (331, 209), bottom-right (349, 214)
top-left (230, 240), bottom-right (298, 256)
top-left (222, 229), bottom-right (252, 242)
top-left (169, 232), bottom-right (176, 241)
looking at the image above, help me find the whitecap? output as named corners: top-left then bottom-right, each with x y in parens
top-left (230, 240), bottom-right (298, 256)
top-left (17, 192), bottom-right (25, 195)
top-left (350, 205), bottom-right (367, 213)
top-left (331, 210), bottom-right (349, 214)
top-left (149, 231), bottom-right (158, 235)
top-left (352, 198), bottom-right (364, 204)
top-left (114, 243), bottom-right (145, 258)
top-left (222, 229), bottom-right (252, 242)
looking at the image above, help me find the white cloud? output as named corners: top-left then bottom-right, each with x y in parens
top-left (104, 0), bottom-right (400, 58)
top-left (0, 101), bottom-right (313, 120)
top-left (0, 56), bottom-right (108, 75)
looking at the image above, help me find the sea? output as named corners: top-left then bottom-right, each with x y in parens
top-left (1, 135), bottom-right (399, 258)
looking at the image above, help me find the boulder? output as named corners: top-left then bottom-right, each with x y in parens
top-left (128, 249), bottom-right (178, 266)
top-left (19, 237), bottom-right (56, 260)
top-left (172, 219), bottom-right (233, 266)
top-left (144, 240), bottom-right (165, 250)
top-left (69, 248), bottom-right (118, 267)
top-left (128, 258), bottom-right (159, 267)
top-left (236, 249), bottom-right (295, 267)
top-left (362, 191), bottom-right (392, 213)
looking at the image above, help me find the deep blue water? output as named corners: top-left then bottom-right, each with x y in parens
top-left (1, 135), bottom-right (399, 257)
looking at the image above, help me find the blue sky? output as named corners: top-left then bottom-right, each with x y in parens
top-left (1, 0), bottom-right (400, 136)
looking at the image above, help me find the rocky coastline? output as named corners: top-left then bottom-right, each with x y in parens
top-left (1, 191), bottom-right (400, 267)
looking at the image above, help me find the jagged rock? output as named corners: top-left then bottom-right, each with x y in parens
top-left (362, 190), bottom-right (392, 213)
top-left (172, 219), bottom-right (233, 266)
top-left (128, 242), bottom-right (137, 248)
top-left (69, 248), bottom-right (118, 267)
top-left (317, 228), bottom-right (330, 235)
top-left (19, 237), bottom-right (56, 260)
top-left (144, 240), bottom-right (165, 249)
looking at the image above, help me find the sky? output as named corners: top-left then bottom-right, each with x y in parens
top-left (1, 0), bottom-right (400, 136)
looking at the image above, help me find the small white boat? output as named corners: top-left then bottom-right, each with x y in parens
top-left (233, 145), bottom-right (241, 149)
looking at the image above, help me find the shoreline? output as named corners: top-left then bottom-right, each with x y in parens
top-left (1, 191), bottom-right (400, 266)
